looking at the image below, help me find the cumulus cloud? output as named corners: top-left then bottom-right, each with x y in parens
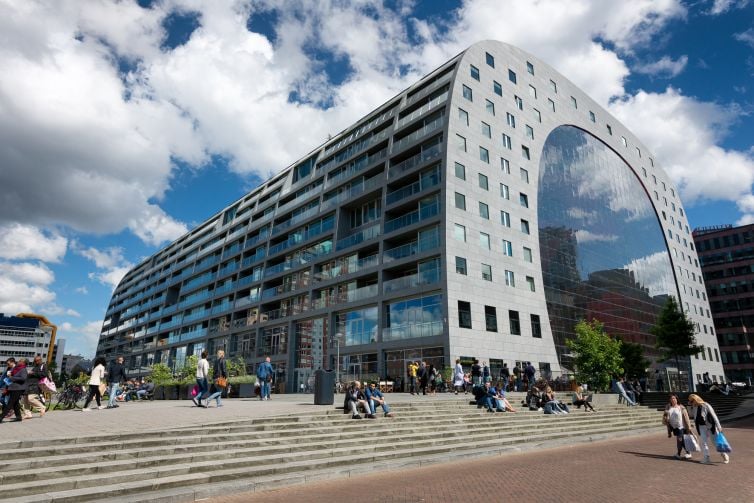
top-left (0, 223), bottom-right (68, 262)
top-left (0, 261), bottom-right (56, 314)
top-left (708, 0), bottom-right (751, 15)
top-left (74, 243), bottom-right (132, 289)
top-left (624, 251), bottom-right (675, 298)
top-left (634, 55), bottom-right (688, 78)
top-left (735, 28), bottom-right (754, 48)
top-left (575, 229), bottom-right (619, 243)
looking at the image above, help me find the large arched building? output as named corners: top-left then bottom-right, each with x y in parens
top-left (97, 41), bottom-right (724, 390)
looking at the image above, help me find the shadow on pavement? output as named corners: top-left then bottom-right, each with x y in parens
top-left (619, 451), bottom-right (682, 461)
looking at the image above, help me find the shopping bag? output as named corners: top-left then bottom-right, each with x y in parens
top-left (191, 385), bottom-right (199, 397)
top-left (715, 431), bottom-right (732, 453)
top-left (683, 433), bottom-right (700, 453)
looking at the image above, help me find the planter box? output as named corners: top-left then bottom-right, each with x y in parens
top-left (237, 383), bottom-right (256, 398)
top-left (162, 385), bottom-right (178, 400)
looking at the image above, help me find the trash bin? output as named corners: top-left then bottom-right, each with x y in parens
top-left (314, 369), bottom-right (335, 405)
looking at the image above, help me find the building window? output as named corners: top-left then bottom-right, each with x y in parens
top-left (501, 157), bottom-right (510, 174)
top-left (500, 183), bottom-right (510, 200)
top-left (486, 99), bottom-right (495, 115)
top-left (505, 270), bottom-right (515, 287)
top-left (606, 124), bottom-right (613, 135)
top-left (522, 145), bottom-right (531, 160)
top-left (478, 173), bottom-right (489, 190)
top-left (479, 202), bottom-right (489, 219)
top-left (526, 61), bottom-right (534, 75)
top-left (458, 107), bottom-right (469, 126)
top-left (480, 232), bottom-right (491, 250)
top-left (502, 134), bottom-right (512, 150)
top-left (549, 79), bottom-right (557, 93)
top-left (506, 112), bottom-right (516, 128)
top-left (462, 84), bottom-right (473, 101)
top-left (520, 193), bottom-right (529, 208)
top-left (486, 52), bottom-right (495, 68)
top-left (528, 84), bottom-right (537, 99)
top-left (533, 108), bottom-right (541, 123)
top-left (514, 95), bottom-right (523, 110)
top-left (481, 121), bottom-right (491, 138)
top-left (636, 146), bottom-right (642, 158)
top-left (589, 111), bottom-right (596, 123)
top-left (485, 305), bottom-right (498, 332)
top-left (493, 81), bottom-right (502, 96)
top-left (650, 157), bottom-right (655, 167)
top-left (502, 239), bottom-right (513, 256)
top-left (714, 348), bottom-right (719, 362)
top-left (454, 224), bottom-right (466, 242)
top-left (455, 162), bottom-right (466, 180)
top-left (458, 301), bottom-right (472, 329)
top-left (523, 247), bottom-right (533, 262)
top-left (531, 314), bottom-right (542, 338)
top-left (479, 146), bottom-right (490, 163)
top-left (455, 192), bottom-right (466, 210)
top-left (508, 69), bottom-right (517, 84)
top-left (481, 263), bottom-right (492, 281)
top-left (509, 310), bottom-right (521, 335)
top-left (621, 136), bottom-right (627, 147)
top-left (548, 98), bottom-right (555, 112)
top-left (570, 96), bottom-right (578, 109)
top-left (526, 276), bottom-right (535, 291)
top-left (520, 167), bottom-right (529, 183)
top-left (642, 167), bottom-right (647, 177)
top-left (525, 124), bottom-right (534, 140)
top-left (521, 219), bottom-right (530, 234)
top-left (455, 256), bottom-right (467, 275)
top-left (470, 64), bottom-right (480, 81)
top-left (456, 134), bottom-right (466, 152)
top-left (501, 210), bottom-right (511, 227)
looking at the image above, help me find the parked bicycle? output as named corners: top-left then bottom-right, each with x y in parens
top-left (52, 383), bottom-right (88, 410)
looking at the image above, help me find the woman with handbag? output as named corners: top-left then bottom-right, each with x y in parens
top-left (82, 357), bottom-right (106, 411)
top-left (664, 394), bottom-right (694, 460)
top-left (205, 350), bottom-right (228, 408)
top-left (688, 394), bottom-right (729, 465)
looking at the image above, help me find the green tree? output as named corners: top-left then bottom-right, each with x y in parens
top-left (566, 319), bottom-right (624, 392)
top-left (651, 297), bottom-right (702, 369)
top-left (148, 362), bottom-right (174, 385)
top-left (619, 339), bottom-right (649, 379)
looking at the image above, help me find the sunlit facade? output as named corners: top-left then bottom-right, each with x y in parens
top-left (97, 41), bottom-right (723, 390)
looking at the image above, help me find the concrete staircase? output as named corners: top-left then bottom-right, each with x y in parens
top-left (640, 391), bottom-right (750, 419)
top-left (5, 398), bottom-right (661, 503)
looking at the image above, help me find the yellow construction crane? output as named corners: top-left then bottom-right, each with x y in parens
top-left (15, 313), bottom-right (58, 366)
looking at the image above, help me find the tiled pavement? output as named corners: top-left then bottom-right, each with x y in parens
top-left (215, 414), bottom-right (754, 503)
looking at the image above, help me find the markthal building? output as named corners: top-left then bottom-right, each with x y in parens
top-left (97, 41), bottom-right (724, 391)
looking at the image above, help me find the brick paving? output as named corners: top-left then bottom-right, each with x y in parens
top-left (215, 415), bottom-right (754, 503)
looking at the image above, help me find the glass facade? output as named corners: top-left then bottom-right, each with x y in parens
top-left (538, 125), bottom-right (676, 367)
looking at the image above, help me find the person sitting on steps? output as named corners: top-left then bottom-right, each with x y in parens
top-left (344, 381), bottom-right (373, 419)
top-left (365, 382), bottom-right (394, 417)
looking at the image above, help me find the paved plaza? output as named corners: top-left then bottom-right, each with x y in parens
top-left (216, 414), bottom-right (754, 503)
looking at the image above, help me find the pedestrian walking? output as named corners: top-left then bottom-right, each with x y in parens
top-left (453, 359), bottom-right (464, 394)
top-left (663, 394), bottom-right (694, 459)
top-left (205, 350), bottom-right (227, 407)
top-left (256, 356), bottom-right (273, 401)
top-left (688, 394), bottom-right (729, 464)
top-left (23, 355), bottom-right (48, 418)
top-left (82, 357), bottom-right (106, 411)
top-left (193, 350), bottom-right (209, 407)
top-left (106, 356), bottom-right (127, 409)
top-left (407, 361), bottom-right (418, 395)
top-left (1, 357), bottom-right (27, 423)
top-left (471, 359), bottom-right (482, 386)
top-left (417, 361), bottom-right (428, 395)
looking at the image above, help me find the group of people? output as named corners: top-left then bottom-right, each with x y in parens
top-left (191, 350), bottom-right (228, 408)
top-left (663, 393), bottom-right (730, 465)
top-left (611, 375), bottom-right (642, 406)
top-left (406, 360), bottom-right (443, 395)
top-left (523, 384), bottom-right (595, 414)
top-left (1, 355), bottom-right (51, 423)
top-left (471, 381), bottom-right (517, 413)
top-left (343, 380), bottom-right (395, 419)
top-left (451, 359), bottom-right (540, 394)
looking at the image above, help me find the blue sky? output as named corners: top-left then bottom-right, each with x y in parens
top-left (0, 0), bottom-right (752, 356)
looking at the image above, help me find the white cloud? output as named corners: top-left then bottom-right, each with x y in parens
top-left (75, 244), bottom-right (132, 289)
top-left (75, 286), bottom-right (89, 294)
top-left (624, 251), bottom-right (675, 298)
top-left (735, 28), bottom-right (754, 48)
top-left (58, 320), bottom-right (103, 357)
top-left (708, 0), bottom-right (751, 15)
top-left (575, 229), bottom-right (619, 243)
top-left (0, 223), bottom-right (68, 262)
top-left (0, 261), bottom-right (56, 314)
top-left (634, 55), bottom-right (688, 78)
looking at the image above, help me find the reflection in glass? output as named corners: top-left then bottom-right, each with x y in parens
top-left (538, 126), bottom-right (676, 369)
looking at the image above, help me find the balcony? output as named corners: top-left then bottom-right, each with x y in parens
top-left (394, 91), bottom-right (448, 130)
top-left (318, 130), bottom-right (390, 174)
top-left (275, 185), bottom-right (323, 216)
top-left (242, 250), bottom-right (266, 268)
top-left (183, 310), bottom-right (209, 323)
top-left (386, 174), bottom-right (441, 206)
top-left (336, 224), bottom-right (381, 251)
top-left (390, 114), bottom-right (444, 154)
top-left (324, 148), bottom-right (388, 189)
top-left (384, 201), bottom-right (439, 234)
top-left (383, 234), bottom-right (440, 263)
top-left (213, 282), bottom-right (235, 296)
top-left (210, 302), bottom-right (233, 315)
top-left (322, 175), bottom-right (384, 211)
top-left (314, 254), bottom-right (379, 282)
top-left (388, 142), bottom-right (442, 179)
top-left (383, 268), bottom-right (439, 293)
top-left (272, 205), bottom-right (320, 236)
top-left (244, 230), bottom-right (269, 250)
top-left (268, 217), bottom-right (335, 257)
top-left (383, 320), bottom-right (443, 341)
top-left (159, 317), bottom-right (183, 330)
top-left (218, 261), bottom-right (239, 277)
top-left (312, 284), bottom-right (379, 309)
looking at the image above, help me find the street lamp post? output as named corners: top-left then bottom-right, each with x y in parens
top-left (334, 332), bottom-right (344, 391)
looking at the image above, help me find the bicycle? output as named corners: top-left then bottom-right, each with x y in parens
top-left (52, 383), bottom-right (88, 410)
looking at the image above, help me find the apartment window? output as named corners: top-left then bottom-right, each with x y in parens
top-left (521, 219), bottom-right (530, 234)
top-left (486, 52), bottom-right (495, 68)
top-left (714, 348), bottom-right (720, 362)
top-left (525, 125), bottom-right (534, 140)
top-left (485, 99), bottom-right (495, 115)
top-left (462, 84), bottom-right (473, 101)
top-left (549, 79), bottom-right (557, 93)
top-left (470, 64), bottom-right (480, 81)
top-left (485, 306), bottom-right (498, 332)
top-left (481, 263), bottom-right (493, 281)
top-left (570, 96), bottom-right (578, 109)
top-left (480, 232), bottom-right (491, 250)
top-left (523, 247), bottom-right (533, 262)
top-left (505, 270), bottom-right (515, 287)
top-left (502, 239), bottom-right (513, 256)
top-left (636, 146), bottom-right (642, 158)
top-left (514, 95), bottom-right (523, 110)
top-left (526, 276), bottom-right (535, 291)
top-left (477, 173), bottom-right (489, 191)
top-left (621, 136), bottom-right (627, 147)
top-left (479, 202), bottom-right (489, 219)
top-left (454, 224), bottom-right (466, 242)
top-left (522, 145), bottom-right (531, 160)
top-left (501, 210), bottom-right (511, 227)
top-left (642, 167), bottom-right (647, 177)
top-left (589, 111), bottom-right (596, 123)
top-left (520, 193), bottom-right (529, 208)
top-left (455, 192), bottom-right (466, 210)
top-left (501, 157), bottom-right (510, 174)
top-left (528, 84), bottom-right (537, 99)
top-left (531, 314), bottom-right (542, 338)
top-left (520, 167), bottom-right (529, 183)
top-left (458, 301), bottom-right (472, 328)
top-left (509, 310), bottom-right (521, 335)
top-left (502, 134), bottom-right (512, 150)
top-left (548, 98), bottom-right (555, 112)
top-left (533, 108), bottom-right (541, 123)
top-left (508, 69), bottom-right (517, 84)
top-left (500, 183), bottom-right (510, 200)
top-left (506, 112), bottom-right (516, 128)
top-left (455, 256), bottom-right (467, 275)
top-left (456, 134), bottom-right (467, 152)
top-left (493, 81), bottom-right (502, 96)
top-left (650, 157), bottom-right (655, 167)
top-left (606, 124), bottom-right (613, 135)
top-left (526, 61), bottom-right (534, 75)
top-left (481, 121), bottom-right (491, 138)
top-left (455, 162), bottom-right (466, 180)
top-left (458, 107), bottom-right (469, 126)
top-left (479, 146), bottom-right (490, 163)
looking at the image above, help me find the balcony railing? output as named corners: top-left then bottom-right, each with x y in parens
top-left (183, 310), bottom-right (208, 323)
top-left (314, 254), bottom-right (379, 282)
top-left (386, 174), bottom-right (441, 206)
top-left (390, 114), bottom-right (444, 154)
top-left (318, 130), bottom-right (390, 174)
top-left (336, 224), bottom-right (381, 251)
top-left (384, 201), bottom-right (439, 234)
top-left (382, 320), bottom-right (443, 341)
top-left (394, 91), bottom-right (448, 130)
top-left (383, 234), bottom-right (440, 263)
top-left (312, 284), bottom-right (379, 309)
top-left (242, 250), bottom-right (266, 268)
top-left (324, 148), bottom-right (388, 189)
top-left (388, 142), bottom-right (442, 179)
top-left (383, 269), bottom-right (439, 293)
top-left (272, 205), bottom-right (320, 236)
top-left (321, 175), bottom-right (384, 211)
